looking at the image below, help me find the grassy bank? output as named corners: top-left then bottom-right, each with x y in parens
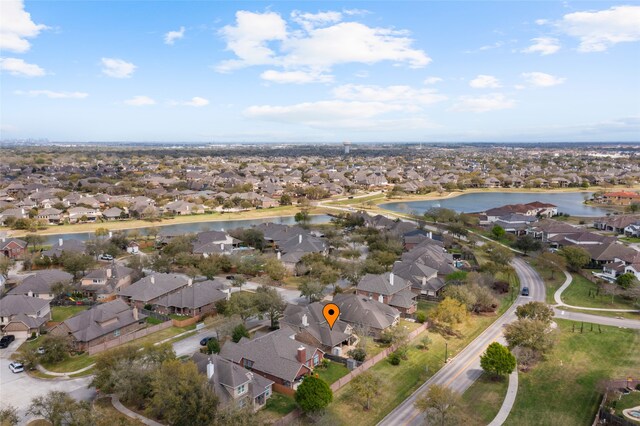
top-left (459, 373), bottom-right (509, 426)
top-left (529, 259), bottom-right (565, 305)
top-left (504, 319), bottom-right (640, 426)
top-left (562, 274), bottom-right (638, 310)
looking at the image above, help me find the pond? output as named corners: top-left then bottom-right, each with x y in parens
top-left (380, 191), bottom-right (611, 217)
top-left (41, 214), bottom-right (332, 245)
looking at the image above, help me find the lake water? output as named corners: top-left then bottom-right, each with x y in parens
top-left (41, 214), bottom-right (332, 245)
top-left (381, 192), bottom-right (610, 217)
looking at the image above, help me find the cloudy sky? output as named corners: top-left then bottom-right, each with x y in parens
top-left (1, 0), bottom-right (639, 142)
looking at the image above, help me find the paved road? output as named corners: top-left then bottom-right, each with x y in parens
top-left (378, 258), bottom-right (545, 426)
top-left (554, 308), bottom-right (640, 329)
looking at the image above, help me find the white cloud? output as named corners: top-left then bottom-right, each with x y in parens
top-left (522, 71), bottom-right (566, 87)
top-left (124, 96), bottom-right (155, 106)
top-left (164, 26), bottom-right (185, 45)
top-left (451, 93), bottom-right (515, 113)
top-left (0, 57), bottom-right (45, 77)
top-left (558, 5), bottom-right (640, 52)
top-left (15, 89), bottom-right (88, 99)
top-left (332, 84), bottom-right (447, 105)
top-left (423, 76), bottom-right (443, 85)
top-left (522, 37), bottom-right (560, 55)
top-left (469, 75), bottom-right (501, 89)
top-left (535, 19), bottom-right (549, 25)
top-left (216, 10), bottom-right (430, 79)
top-left (0, 0), bottom-right (48, 53)
top-left (101, 58), bottom-right (137, 78)
top-left (168, 96), bottom-right (209, 107)
top-left (261, 69), bottom-right (333, 84)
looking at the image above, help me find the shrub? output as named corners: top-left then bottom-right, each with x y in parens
top-left (206, 338), bottom-right (221, 354)
top-left (348, 348), bottom-right (367, 362)
top-left (231, 324), bottom-right (250, 343)
top-left (143, 304), bottom-right (153, 311)
top-left (415, 312), bottom-right (427, 323)
top-left (388, 351), bottom-right (401, 366)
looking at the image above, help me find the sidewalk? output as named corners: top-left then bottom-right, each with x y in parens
top-left (36, 362), bottom-right (95, 377)
top-left (554, 270), bottom-right (640, 313)
top-left (488, 369), bottom-right (519, 426)
top-left (110, 395), bottom-right (164, 426)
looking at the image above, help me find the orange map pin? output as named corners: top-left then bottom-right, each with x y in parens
top-left (323, 303), bottom-right (340, 330)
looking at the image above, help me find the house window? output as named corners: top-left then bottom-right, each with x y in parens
top-left (265, 387), bottom-right (271, 397)
top-left (237, 384), bottom-right (246, 395)
top-left (114, 329), bottom-right (121, 337)
top-left (313, 354), bottom-right (319, 366)
top-left (243, 359), bottom-right (254, 369)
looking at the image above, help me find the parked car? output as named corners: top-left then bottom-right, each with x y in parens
top-left (9, 362), bottom-right (24, 373)
top-left (0, 335), bottom-right (16, 348)
top-left (521, 287), bottom-right (530, 296)
top-left (200, 337), bottom-right (213, 346)
top-left (37, 347), bottom-right (46, 355)
top-left (226, 275), bottom-right (235, 281)
top-left (99, 254), bottom-right (114, 261)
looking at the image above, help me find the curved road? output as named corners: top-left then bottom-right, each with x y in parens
top-left (378, 258), bottom-right (545, 426)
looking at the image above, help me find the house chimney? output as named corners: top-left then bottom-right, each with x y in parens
top-left (150, 275), bottom-right (155, 284)
top-left (422, 276), bottom-right (427, 287)
top-left (297, 346), bottom-right (306, 363)
top-left (188, 278), bottom-right (193, 286)
top-left (21, 208), bottom-right (25, 215)
top-left (207, 359), bottom-right (215, 380)
top-left (378, 294), bottom-right (384, 303)
top-left (298, 234), bottom-right (302, 244)
top-left (106, 268), bottom-right (112, 278)
top-left (58, 238), bottom-right (63, 247)
top-left (220, 243), bottom-right (224, 251)
top-left (389, 272), bottom-right (394, 286)
top-left (277, 251), bottom-right (281, 260)
top-left (133, 307), bottom-right (139, 320)
top-left (301, 314), bottom-right (308, 327)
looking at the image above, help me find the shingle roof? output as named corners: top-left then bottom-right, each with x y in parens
top-left (0, 294), bottom-right (50, 317)
top-left (60, 299), bottom-right (145, 343)
top-left (332, 293), bottom-right (399, 331)
top-left (9, 270), bottom-right (73, 296)
top-left (153, 279), bottom-right (228, 309)
top-left (119, 273), bottom-right (189, 302)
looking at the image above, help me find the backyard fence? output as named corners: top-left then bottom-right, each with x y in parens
top-left (171, 315), bottom-right (201, 328)
top-left (139, 308), bottom-right (170, 323)
top-left (592, 378), bottom-right (640, 426)
top-left (330, 323), bottom-right (428, 392)
top-left (87, 320), bottom-right (172, 355)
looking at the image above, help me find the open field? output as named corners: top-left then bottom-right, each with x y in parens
top-left (504, 319), bottom-right (640, 426)
top-left (562, 274), bottom-right (638, 310)
top-left (459, 373), bottom-right (509, 426)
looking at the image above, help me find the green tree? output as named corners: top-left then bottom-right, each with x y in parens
top-left (616, 272), bottom-right (638, 290)
top-left (60, 252), bottom-right (94, 278)
top-left (414, 384), bottom-right (461, 426)
top-left (298, 279), bottom-right (325, 302)
top-left (0, 256), bottom-right (13, 278)
top-left (559, 246), bottom-right (591, 271)
top-left (27, 391), bottom-right (76, 426)
top-left (263, 257), bottom-right (287, 281)
top-left (480, 342), bottom-right (516, 378)
top-left (350, 371), bottom-right (381, 411)
top-left (504, 319), bottom-right (555, 354)
top-left (280, 194), bottom-right (292, 205)
top-left (148, 360), bottom-right (218, 426)
top-left (515, 301), bottom-right (554, 324)
top-left (491, 225), bottom-right (506, 239)
top-left (0, 405), bottom-right (19, 426)
top-left (40, 334), bottom-right (71, 364)
top-left (431, 297), bottom-right (467, 327)
top-left (294, 210), bottom-right (311, 227)
top-left (255, 286), bottom-right (286, 329)
top-left (488, 244), bottom-right (514, 266)
top-left (512, 235), bottom-right (542, 254)
top-left (295, 375), bottom-right (333, 414)
top-left (537, 252), bottom-right (567, 279)
top-left (206, 337), bottom-right (221, 354)
top-left (25, 233), bottom-right (46, 252)
top-left (226, 292), bottom-right (258, 323)
top-left (231, 324), bottom-right (250, 343)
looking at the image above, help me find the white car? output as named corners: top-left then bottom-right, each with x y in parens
top-left (99, 254), bottom-right (114, 261)
top-left (9, 362), bottom-right (24, 373)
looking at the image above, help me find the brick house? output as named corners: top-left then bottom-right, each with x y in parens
top-left (1, 237), bottom-right (27, 259)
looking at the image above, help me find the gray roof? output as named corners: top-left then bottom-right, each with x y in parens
top-left (0, 294), bottom-right (50, 317)
top-left (219, 326), bottom-right (323, 382)
top-left (42, 239), bottom-right (86, 257)
top-left (357, 272), bottom-right (409, 296)
top-left (154, 279), bottom-right (228, 309)
top-left (281, 303), bottom-right (352, 348)
top-left (332, 293), bottom-right (400, 331)
top-left (119, 273), bottom-right (189, 303)
top-left (59, 299), bottom-right (145, 343)
top-left (9, 270), bottom-right (73, 296)
top-left (401, 242), bottom-right (456, 275)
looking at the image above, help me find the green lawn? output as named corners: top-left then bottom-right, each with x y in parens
top-left (51, 305), bottom-right (89, 322)
top-left (146, 317), bottom-right (164, 325)
top-left (614, 392), bottom-right (640, 411)
top-left (263, 393), bottom-right (297, 415)
top-left (505, 319), bottom-right (640, 426)
top-left (620, 236), bottom-right (640, 243)
top-left (316, 361), bottom-right (349, 384)
top-left (560, 307), bottom-right (640, 320)
top-left (417, 300), bottom-right (438, 316)
top-left (459, 373), bottom-right (509, 426)
top-left (562, 274), bottom-right (637, 310)
top-left (529, 258), bottom-right (566, 304)
top-left (42, 352), bottom-right (95, 373)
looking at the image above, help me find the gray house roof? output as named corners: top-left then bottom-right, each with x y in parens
top-left (332, 293), bottom-right (400, 331)
top-left (153, 279), bottom-right (229, 309)
top-left (0, 294), bottom-right (50, 317)
top-left (59, 299), bottom-right (145, 343)
top-left (281, 303), bottom-right (352, 348)
top-left (119, 273), bottom-right (189, 303)
top-left (357, 272), bottom-right (409, 296)
top-left (9, 270), bottom-right (73, 296)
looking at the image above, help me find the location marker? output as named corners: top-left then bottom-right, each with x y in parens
top-left (323, 303), bottom-right (340, 330)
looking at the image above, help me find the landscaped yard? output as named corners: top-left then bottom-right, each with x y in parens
top-left (42, 352), bottom-right (95, 373)
top-left (316, 361), bottom-right (349, 384)
top-left (261, 393), bottom-right (297, 421)
top-left (561, 274), bottom-right (637, 310)
top-left (51, 305), bottom-right (89, 322)
top-left (459, 373), bottom-right (509, 425)
top-left (614, 391), bottom-right (640, 411)
top-left (505, 319), bottom-right (640, 426)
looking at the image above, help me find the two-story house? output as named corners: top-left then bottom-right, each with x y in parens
top-left (0, 295), bottom-right (51, 338)
top-left (356, 272), bottom-right (417, 316)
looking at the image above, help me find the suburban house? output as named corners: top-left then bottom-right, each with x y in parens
top-left (191, 230), bottom-right (240, 256)
top-left (356, 272), bottom-right (417, 316)
top-left (8, 270), bottom-right (74, 300)
top-left (392, 260), bottom-right (446, 300)
top-left (527, 220), bottom-right (585, 243)
top-left (483, 202), bottom-right (557, 221)
top-left (0, 295), bottom-right (51, 338)
top-left (36, 208), bottom-right (63, 224)
top-left (152, 279), bottom-right (230, 317)
top-left (593, 215), bottom-right (640, 234)
top-left (599, 191), bottom-right (640, 206)
top-left (281, 302), bottom-right (358, 356)
top-left (191, 353), bottom-right (273, 412)
top-left (79, 265), bottom-right (136, 301)
top-left (278, 233), bottom-right (328, 274)
top-left (49, 299), bottom-right (146, 351)
top-left (219, 326), bottom-right (325, 390)
top-left (67, 206), bottom-right (101, 223)
top-left (1, 237), bottom-right (27, 259)
top-left (401, 241), bottom-right (457, 276)
top-left (42, 239), bottom-right (86, 258)
top-left (0, 208), bottom-right (28, 225)
top-left (332, 293), bottom-right (400, 338)
top-left (118, 273), bottom-right (191, 309)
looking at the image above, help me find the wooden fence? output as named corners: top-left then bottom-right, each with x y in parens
top-left (172, 315), bottom-right (200, 328)
top-left (87, 321), bottom-right (172, 355)
top-left (330, 323), bottom-right (428, 392)
top-left (272, 383), bottom-right (296, 397)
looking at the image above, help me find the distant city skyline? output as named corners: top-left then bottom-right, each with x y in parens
top-left (1, 0), bottom-right (639, 142)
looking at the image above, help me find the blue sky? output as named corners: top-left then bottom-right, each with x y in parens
top-left (1, 0), bottom-right (639, 142)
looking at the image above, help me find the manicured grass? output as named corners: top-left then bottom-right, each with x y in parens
top-left (319, 311), bottom-right (511, 426)
top-left (42, 352), bottom-right (94, 373)
top-left (122, 325), bottom-right (193, 348)
top-left (562, 274), bottom-right (637, 310)
top-left (615, 392), bottom-right (640, 411)
top-left (505, 319), bottom-right (640, 426)
top-left (264, 393), bottom-right (297, 415)
top-left (620, 236), bottom-right (640, 243)
top-left (459, 373), bottom-right (509, 426)
top-left (145, 316), bottom-right (164, 325)
top-left (417, 300), bottom-right (439, 316)
top-left (51, 305), bottom-right (89, 322)
top-left (560, 307), bottom-right (640, 320)
top-left (168, 314), bottom-right (190, 320)
top-left (529, 258), bottom-right (566, 304)
top-left (316, 361), bottom-right (349, 384)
